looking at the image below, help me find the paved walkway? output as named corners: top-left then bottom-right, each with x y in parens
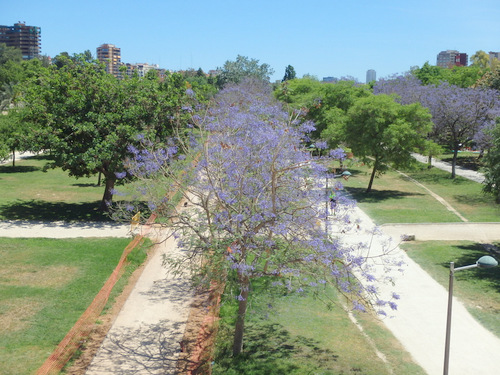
top-left (0, 220), bottom-right (131, 238)
top-left (85, 230), bottom-right (193, 374)
top-left (411, 153), bottom-right (485, 183)
top-left (332, 207), bottom-right (500, 375)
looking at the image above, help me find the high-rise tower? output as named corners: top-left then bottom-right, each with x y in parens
top-left (0, 22), bottom-right (41, 60)
top-left (96, 44), bottom-right (121, 77)
top-left (366, 69), bottom-right (376, 83)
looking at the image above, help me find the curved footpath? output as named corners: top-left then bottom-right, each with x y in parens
top-left (334, 208), bottom-right (500, 375)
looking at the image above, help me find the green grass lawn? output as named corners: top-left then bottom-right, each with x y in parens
top-left (402, 241), bottom-right (500, 337)
top-left (0, 236), bottom-right (150, 375)
top-left (212, 284), bottom-right (425, 375)
top-left (0, 155), bottom-right (111, 221)
top-left (341, 162), bottom-right (500, 224)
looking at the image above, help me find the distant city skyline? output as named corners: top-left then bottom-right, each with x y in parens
top-left (3, 0), bottom-right (499, 82)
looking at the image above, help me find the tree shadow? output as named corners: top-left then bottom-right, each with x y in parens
top-left (0, 199), bottom-right (110, 222)
top-left (441, 156), bottom-right (482, 171)
top-left (213, 321), bottom-right (339, 374)
top-left (0, 164), bottom-right (41, 173)
top-left (72, 183), bottom-right (101, 187)
top-left (439, 243), bottom-right (500, 294)
top-left (345, 186), bottom-right (423, 203)
top-left (88, 320), bottom-right (186, 374)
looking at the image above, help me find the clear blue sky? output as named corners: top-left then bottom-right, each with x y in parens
top-left (3, 0), bottom-right (499, 82)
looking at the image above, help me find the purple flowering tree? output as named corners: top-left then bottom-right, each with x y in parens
top-left (124, 79), bottom-right (400, 356)
top-left (375, 76), bottom-right (500, 178)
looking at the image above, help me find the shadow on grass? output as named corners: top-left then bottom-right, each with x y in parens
top-left (345, 186), bottom-right (424, 203)
top-left (0, 165), bottom-right (41, 174)
top-left (403, 169), bottom-right (472, 185)
top-left (0, 199), bottom-right (110, 222)
top-left (213, 321), bottom-right (338, 374)
top-left (440, 243), bottom-right (500, 294)
top-left (454, 193), bottom-right (494, 205)
top-left (441, 157), bottom-right (483, 171)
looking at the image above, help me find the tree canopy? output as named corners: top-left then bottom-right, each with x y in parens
top-left (216, 55), bottom-right (274, 88)
top-left (282, 64), bottom-right (296, 81)
top-left (121, 79), bottom-right (400, 356)
top-left (340, 94), bottom-right (433, 192)
top-left (483, 118), bottom-right (500, 203)
top-left (16, 54), bottom-right (196, 210)
top-left (275, 78), bottom-right (370, 138)
top-left (411, 61), bottom-right (484, 88)
top-left (374, 75), bottom-right (500, 178)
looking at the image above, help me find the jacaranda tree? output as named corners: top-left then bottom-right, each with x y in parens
top-left (122, 79), bottom-right (400, 356)
top-left (375, 75), bottom-right (500, 178)
top-left (483, 118), bottom-right (500, 203)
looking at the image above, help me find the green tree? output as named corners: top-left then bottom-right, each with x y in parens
top-left (216, 55), bottom-right (274, 88)
top-left (411, 62), bottom-right (484, 88)
top-left (341, 94), bottom-right (433, 192)
top-left (483, 119), bottom-right (500, 203)
top-left (0, 109), bottom-right (27, 165)
top-left (276, 78), bottom-right (370, 138)
top-left (282, 64), bottom-right (296, 81)
top-left (470, 50), bottom-right (491, 69)
top-left (475, 66), bottom-right (500, 90)
top-left (17, 54), bottom-right (194, 211)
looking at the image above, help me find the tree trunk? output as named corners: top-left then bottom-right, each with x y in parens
top-left (232, 277), bottom-right (250, 356)
top-left (99, 175), bottom-right (115, 212)
top-left (451, 147), bottom-right (458, 179)
top-left (366, 160), bottom-right (378, 193)
top-left (11, 148), bottom-right (15, 167)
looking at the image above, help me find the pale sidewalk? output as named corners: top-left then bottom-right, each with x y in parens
top-left (85, 228), bottom-right (194, 375)
top-left (411, 153), bottom-right (485, 183)
top-left (334, 207), bottom-right (500, 375)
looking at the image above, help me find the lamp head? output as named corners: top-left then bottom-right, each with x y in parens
top-left (477, 256), bottom-right (498, 269)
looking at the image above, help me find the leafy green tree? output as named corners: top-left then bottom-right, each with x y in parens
top-left (341, 94), bottom-right (433, 192)
top-left (411, 62), bottom-right (484, 88)
top-left (282, 64), bottom-right (296, 81)
top-left (216, 55), bottom-right (274, 88)
top-left (0, 109), bottom-right (27, 165)
top-left (475, 66), bottom-right (500, 90)
top-left (276, 78), bottom-right (370, 138)
top-left (17, 54), bottom-right (194, 211)
top-left (470, 50), bottom-right (491, 69)
top-left (0, 43), bottom-right (23, 109)
top-left (483, 119), bottom-right (500, 203)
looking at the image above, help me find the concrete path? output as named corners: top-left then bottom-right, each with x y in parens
top-left (381, 222), bottom-right (500, 242)
top-left (411, 153), bottom-right (485, 184)
top-left (333, 207), bottom-right (500, 375)
top-left (85, 231), bottom-right (193, 374)
top-left (0, 220), bottom-right (131, 238)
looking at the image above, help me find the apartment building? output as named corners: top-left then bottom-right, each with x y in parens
top-left (436, 50), bottom-right (468, 68)
top-left (96, 43), bottom-right (121, 77)
top-left (0, 22), bottom-right (41, 60)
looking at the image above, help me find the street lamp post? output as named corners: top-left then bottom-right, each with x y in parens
top-left (443, 255), bottom-right (498, 375)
